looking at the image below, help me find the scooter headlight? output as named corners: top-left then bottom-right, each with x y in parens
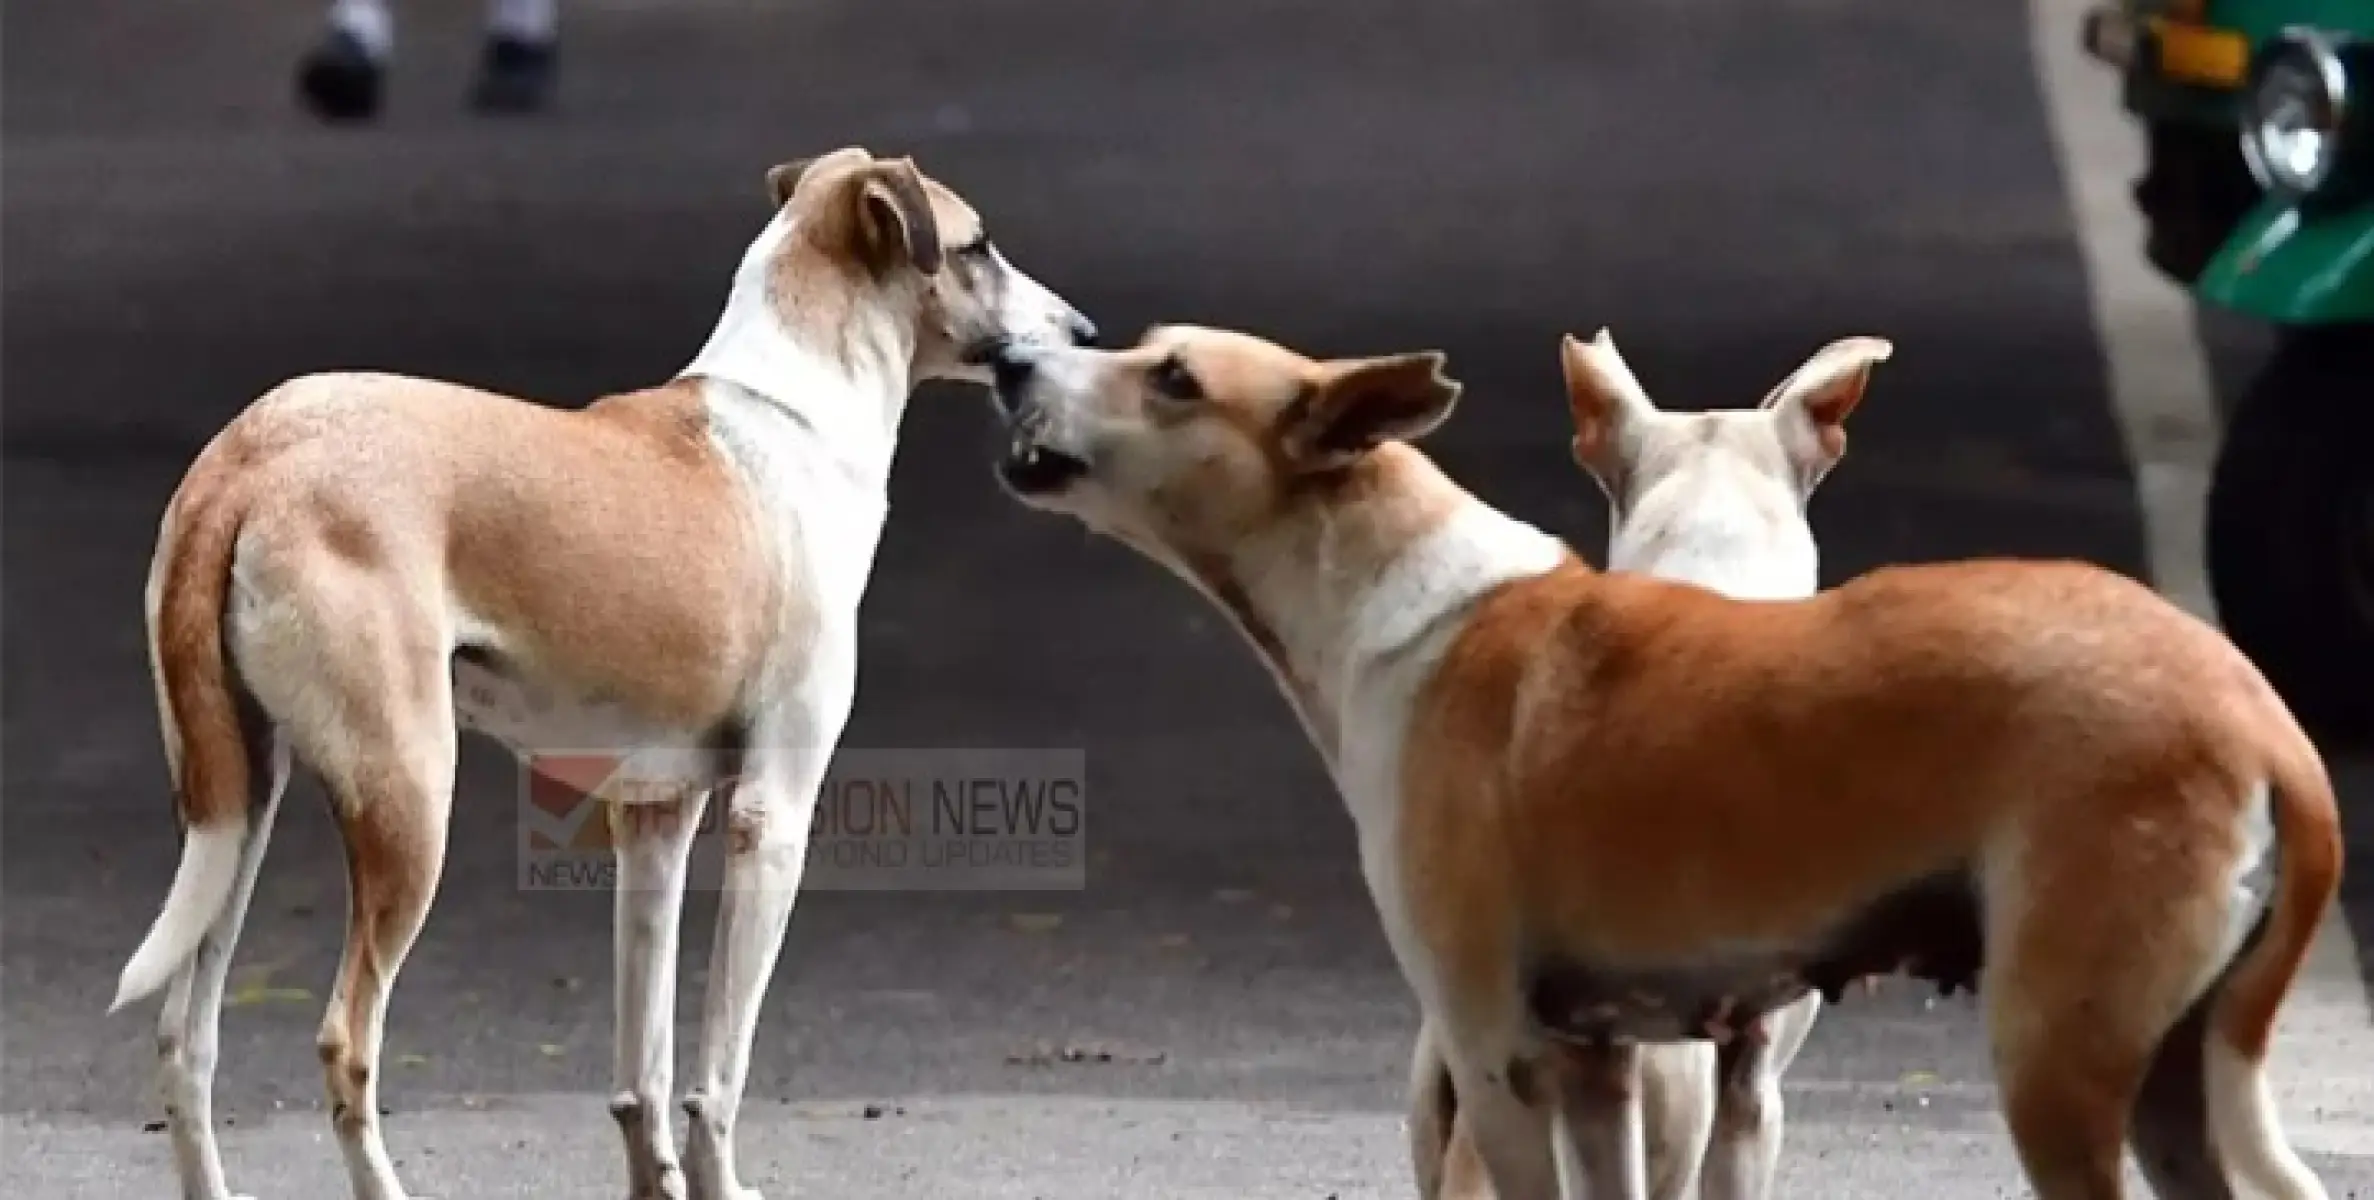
top-left (2240, 27), bottom-right (2370, 203)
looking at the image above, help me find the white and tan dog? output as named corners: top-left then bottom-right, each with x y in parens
top-left (984, 324), bottom-right (2340, 1200)
top-left (1410, 331), bottom-right (1876, 1200)
top-left (109, 146), bottom-right (1094, 1200)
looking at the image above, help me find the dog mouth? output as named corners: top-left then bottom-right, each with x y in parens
top-left (998, 432), bottom-right (1091, 496)
top-left (960, 336), bottom-right (1012, 369)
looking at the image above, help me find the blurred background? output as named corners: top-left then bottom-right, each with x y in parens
top-left (6, 0), bottom-right (2371, 1196)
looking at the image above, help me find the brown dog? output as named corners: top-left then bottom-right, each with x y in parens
top-left (110, 148), bottom-right (1094, 1200)
top-left (984, 323), bottom-right (2339, 1200)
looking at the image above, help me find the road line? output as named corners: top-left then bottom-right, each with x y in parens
top-left (2027, 0), bottom-right (2224, 620)
top-left (2026, 0), bottom-right (2374, 1144)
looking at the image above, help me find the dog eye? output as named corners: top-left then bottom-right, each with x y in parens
top-left (1149, 355), bottom-right (1202, 402)
top-left (955, 234), bottom-right (993, 260)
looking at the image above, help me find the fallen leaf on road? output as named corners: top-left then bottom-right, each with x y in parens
top-left (1007, 913), bottom-right (1062, 934)
top-left (225, 983), bottom-right (313, 1008)
top-left (537, 1043), bottom-right (565, 1058)
top-left (1004, 1040), bottom-right (1168, 1068)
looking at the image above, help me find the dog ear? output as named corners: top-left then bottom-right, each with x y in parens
top-left (1281, 351), bottom-right (1463, 471)
top-left (1560, 330), bottom-right (1659, 495)
top-left (766, 147), bottom-right (873, 208)
top-left (772, 151), bottom-right (945, 277)
top-left (1760, 336), bottom-right (1892, 483)
top-left (851, 158), bottom-right (945, 276)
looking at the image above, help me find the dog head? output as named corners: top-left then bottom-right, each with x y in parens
top-left (985, 324), bottom-right (1461, 559)
top-left (760, 147), bottom-right (1097, 384)
top-left (1561, 330), bottom-right (1891, 596)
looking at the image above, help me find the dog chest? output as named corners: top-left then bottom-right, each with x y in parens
top-left (1524, 867), bottom-right (1984, 1046)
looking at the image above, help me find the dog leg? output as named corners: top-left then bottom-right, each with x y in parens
top-left (2129, 996), bottom-right (2235, 1200)
top-left (156, 729), bottom-right (291, 1200)
top-left (1441, 1048), bottom-right (1560, 1200)
top-left (1406, 1021), bottom-right (1458, 1200)
top-left (683, 687), bottom-right (844, 1200)
top-left (1549, 1043), bottom-right (1647, 1200)
top-left (1985, 840), bottom-right (2237, 1200)
top-left (1700, 995), bottom-right (1817, 1200)
top-left (1633, 1042), bottom-right (1715, 1200)
top-left (313, 715), bottom-right (456, 1199)
top-left (610, 788), bottom-right (711, 1200)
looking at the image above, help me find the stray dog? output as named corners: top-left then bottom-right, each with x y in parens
top-left (984, 324), bottom-right (2339, 1200)
top-left (109, 147), bottom-right (1095, 1200)
top-left (1410, 331), bottom-right (1880, 1200)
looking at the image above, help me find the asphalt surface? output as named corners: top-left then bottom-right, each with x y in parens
top-left (5, 0), bottom-right (2372, 1196)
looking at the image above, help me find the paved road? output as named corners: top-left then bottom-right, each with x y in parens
top-left (5, 0), bottom-right (2370, 1196)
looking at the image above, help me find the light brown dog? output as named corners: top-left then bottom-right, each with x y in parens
top-left (109, 147), bottom-right (1094, 1200)
top-left (1413, 330), bottom-right (1885, 1200)
top-left (984, 323), bottom-right (2340, 1200)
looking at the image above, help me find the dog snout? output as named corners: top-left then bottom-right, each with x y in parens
top-left (988, 340), bottom-right (1043, 413)
top-left (1065, 311), bottom-right (1100, 348)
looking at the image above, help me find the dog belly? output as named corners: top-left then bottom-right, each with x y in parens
top-left (452, 647), bottom-right (724, 785)
top-left (1526, 868), bottom-right (1985, 1046)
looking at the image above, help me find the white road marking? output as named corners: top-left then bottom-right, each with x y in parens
top-left (2027, 0), bottom-right (2374, 1151)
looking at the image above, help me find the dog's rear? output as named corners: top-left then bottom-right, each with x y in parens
top-left (1411, 331), bottom-right (1887, 1200)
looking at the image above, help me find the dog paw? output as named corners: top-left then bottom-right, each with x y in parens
top-left (627, 1170), bottom-right (690, 1200)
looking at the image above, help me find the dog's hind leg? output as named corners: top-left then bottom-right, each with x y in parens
top-left (156, 724), bottom-right (291, 1200)
top-left (610, 787), bottom-right (712, 1200)
top-left (2130, 995), bottom-right (2235, 1199)
top-left (1983, 810), bottom-right (2243, 1200)
top-left (267, 595), bottom-right (457, 1200)
top-left (315, 713), bottom-right (455, 1200)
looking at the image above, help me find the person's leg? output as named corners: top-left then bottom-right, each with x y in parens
top-left (295, 0), bottom-right (394, 123)
top-left (470, 0), bottom-right (559, 114)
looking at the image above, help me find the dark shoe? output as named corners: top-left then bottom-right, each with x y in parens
top-left (295, 30), bottom-right (385, 123)
top-left (468, 35), bottom-right (556, 115)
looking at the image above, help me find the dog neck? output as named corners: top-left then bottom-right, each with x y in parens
top-left (677, 210), bottom-right (920, 494)
top-left (1609, 477), bottom-right (1818, 600)
top-left (1167, 444), bottom-right (1572, 772)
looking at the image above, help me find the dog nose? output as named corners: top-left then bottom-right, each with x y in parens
top-left (1066, 312), bottom-right (1100, 348)
top-left (989, 339), bottom-right (1039, 400)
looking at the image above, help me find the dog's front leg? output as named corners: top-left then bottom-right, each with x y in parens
top-left (1550, 1042), bottom-right (1649, 1200)
top-left (683, 679), bottom-right (849, 1200)
top-left (610, 787), bottom-right (712, 1200)
top-left (1699, 997), bottom-right (1817, 1200)
top-left (1437, 1036), bottom-right (1561, 1200)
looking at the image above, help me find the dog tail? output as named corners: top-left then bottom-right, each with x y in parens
top-left (111, 474), bottom-right (261, 1014)
top-left (2208, 727), bottom-right (2342, 1061)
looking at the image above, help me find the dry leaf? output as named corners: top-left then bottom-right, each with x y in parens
top-left (1007, 913), bottom-right (1062, 934)
top-left (225, 984), bottom-right (313, 1008)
